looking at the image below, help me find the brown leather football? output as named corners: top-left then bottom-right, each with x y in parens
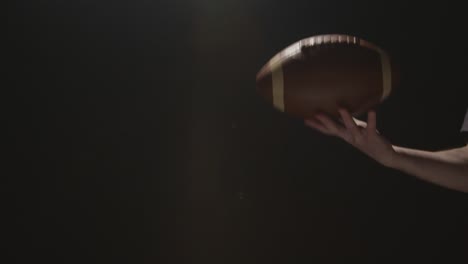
top-left (256, 34), bottom-right (399, 119)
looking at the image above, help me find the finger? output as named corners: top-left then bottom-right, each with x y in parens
top-left (367, 110), bottom-right (377, 133)
top-left (315, 114), bottom-right (345, 137)
top-left (304, 119), bottom-right (332, 135)
top-left (338, 108), bottom-right (361, 138)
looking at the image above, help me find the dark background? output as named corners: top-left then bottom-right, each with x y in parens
top-left (7, 0), bottom-right (468, 263)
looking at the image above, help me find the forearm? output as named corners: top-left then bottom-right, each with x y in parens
top-left (388, 145), bottom-right (468, 193)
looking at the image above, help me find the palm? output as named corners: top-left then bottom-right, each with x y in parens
top-left (305, 109), bottom-right (395, 166)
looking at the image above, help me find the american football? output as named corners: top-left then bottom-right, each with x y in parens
top-left (256, 34), bottom-right (399, 119)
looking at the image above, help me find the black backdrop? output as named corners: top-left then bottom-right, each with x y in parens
top-left (8, 0), bottom-right (468, 263)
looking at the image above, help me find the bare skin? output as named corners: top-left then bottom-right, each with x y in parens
top-left (305, 109), bottom-right (468, 193)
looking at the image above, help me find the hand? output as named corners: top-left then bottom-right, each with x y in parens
top-left (304, 109), bottom-right (396, 167)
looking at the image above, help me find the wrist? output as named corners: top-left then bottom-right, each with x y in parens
top-left (381, 145), bottom-right (401, 168)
